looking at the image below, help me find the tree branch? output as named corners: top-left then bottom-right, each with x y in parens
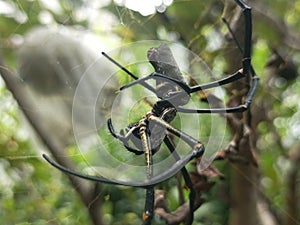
top-left (0, 55), bottom-right (105, 225)
top-left (285, 143), bottom-right (300, 225)
top-left (154, 159), bottom-right (223, 224)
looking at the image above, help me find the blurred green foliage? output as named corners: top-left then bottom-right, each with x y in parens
top-left (0, 0), bottom-right (300, 224)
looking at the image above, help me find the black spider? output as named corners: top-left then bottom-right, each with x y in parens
top-left (43, 0), bottom-right (259, 224)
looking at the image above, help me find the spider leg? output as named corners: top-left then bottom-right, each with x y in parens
top-left (124, 70), bottom-right (244, 94)
top-left (107, 119), bottom-right (144, 155)
top-left (102, 52), bottom-right (157, 94)
top-left (43, 147), bottom-right (201, 188)
top-left (107, 118), bottom-right (125, 140)
top-left (139, 121), bottom-right (155, 224)
top-left (177, 74), bottom-right (259, 113)
top-left (43, 119), bottom-right (202, 188)
top-left (119, 72), bottom-right (157, 91)
top-left (164, 136), bottom-right (195, 225)
top-left (42, 153), bottom-right (143, 186)
top-left (177, 0), bottom-right (259, 114)
top-left (235, 0), bottom-right (252, 76)
top-left (143, 187), bottom-right (154, 225)
top-left (120, 72), bottom-right (191, 94)
top-left (222, 6), bottom-right (258, 85)
top-left (188, 70), bottom-right (245, 93)
top-left (149, 115), bottom-right (205, 156)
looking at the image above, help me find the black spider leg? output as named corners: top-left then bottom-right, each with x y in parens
top-left (164, 135), bottom-right (195, 225)
top-left (120, 70), bottom-right (243, 94)
top-left (147, 115), bottom-right (205, 156)
top-left (177, 0), bottom-right (259, 113)
top-left (143, 187), bottom-right (154, 225)
top-left (118, 0), bottom-right (258, 114)
top-left (221, 5), bottom-right (259, 103)
top-left (222, 18), bottom-right (257, 77)
top-left (108, 119), bottom-right (144, 155)
top-left (117, 66), bottom-right (253, 113)
top-left (42, 124), bottom-right (203, 188)
top-left (102, 52), bottom-right (190, 99)
top-left (109, 110), bottom-right (205, 160)
top-left (42, 114), bottom-right (202, 187)
top-left (108, 115), bottom-right (205, 167)
top-left (118, 72), bottom-right (186, 94)
top-left (102, 52), bottom-right (157, 94)
top-left (102, 49), bottom-right (243, 103)
top-left (119, 70), bottom-right (247, 106)
top-left (139, 120), bottom-right (155, 225)
top-left (115, 62), bottom-right (255, 113)
top-left (108, 114), bottom-right (201, 225)
top-left (145, 114), bottom-right (204, 224)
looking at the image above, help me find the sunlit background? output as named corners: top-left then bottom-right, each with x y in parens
top-left (0, 0), bottom-right (300, 225)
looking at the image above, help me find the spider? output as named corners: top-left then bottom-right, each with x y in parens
top-left (43, 0), bottom-right (259, 224)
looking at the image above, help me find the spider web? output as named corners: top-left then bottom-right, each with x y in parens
top-left (3, 1), bottom-right (300, 225)
top-left (0, 0), bottom-right (236, 223)
top-left (0, 0), bottom-right (234, 181)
